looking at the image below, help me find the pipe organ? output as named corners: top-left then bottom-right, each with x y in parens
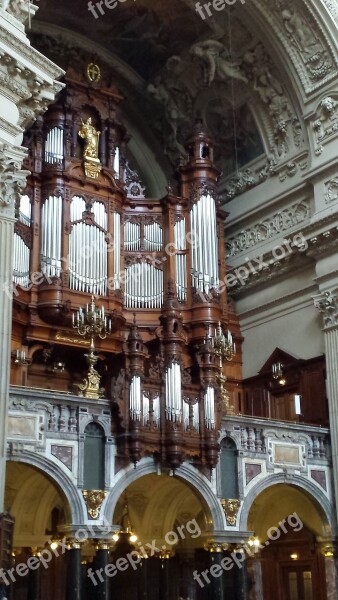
top-left (12, 64), bottom-right (242, 472)
top-left (41, 195), bottom-right (62, 278)
top-left (44, 127), bottom-right (64, 164)
top-left (190, 193), bottom-right (219, 294)
top-left (69, 197), bottom-right (108, 295)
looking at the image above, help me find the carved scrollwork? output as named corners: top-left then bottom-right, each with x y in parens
top-left (226, 201), bottom-right (309, 257)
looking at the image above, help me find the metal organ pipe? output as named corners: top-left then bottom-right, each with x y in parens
top-left (45, 127), bottom-right (64, 164)
top-left (142, 394), bottom-right (150, 425)
top-left (124, 222), bottom-right (141, 252)
top-left (41, 196), bottom-right (62, 278)
top-left (204, 386), bottom-right (215, 430)
top-left (124, 262), bottom-right (163, 309)
top-left (113, 212), bottom-right (121, 289)
top-left (144, 222), bottom-right (162, 252)
top-left (190, 194), bottom-right (219, 293)
top-left (69, 197), bottom-right (107, 295)
top-left (114, 147), bottom-right (120, 177)
top-left (183, 401), bottom-right (189, 431)
top-left (165, 362), bottom-right (182, 422)
top-left (130, 375), bottom-right (141, 421)
top-left (174, 218), bottom-right (187, 302)
top-left (13, 233), bottom-right (30, 288)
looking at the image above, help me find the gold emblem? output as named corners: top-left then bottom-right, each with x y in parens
top-left (86, 63), bottom-right (101, 83)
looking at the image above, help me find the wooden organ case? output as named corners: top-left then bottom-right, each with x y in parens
top-left (10, 66), bottom-right (243, 473)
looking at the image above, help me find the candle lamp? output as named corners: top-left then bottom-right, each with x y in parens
top-left (72, 296), bottom-right (112, 399)
top-left (208, 322), bottom-right (236, 415)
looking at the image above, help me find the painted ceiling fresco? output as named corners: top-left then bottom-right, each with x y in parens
top-left (32, 0), bottom-right (308, 186)
top-left (35, 0), bottom-right (207, 80)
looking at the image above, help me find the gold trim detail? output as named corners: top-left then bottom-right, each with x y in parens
top-left (82, 490), bottom-right (107, 519)
top-left (55, 332), bottom-right (90, 345)
top-left (221, 499), bottom-right (241, 526)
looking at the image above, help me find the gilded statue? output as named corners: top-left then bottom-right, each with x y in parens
top-left (78, 117), bottom-right (102, 179)
top-left (78, 117), bottom-right (100, 160)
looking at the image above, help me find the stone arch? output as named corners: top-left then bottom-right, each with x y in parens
top-left (7, 450), bottom-right (85, 524)
top-left (239, 472), bottom-right (335, 534)
top-left (103, 458), bottom-right (225, 531)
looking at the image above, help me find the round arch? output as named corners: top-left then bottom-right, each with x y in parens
top-left (7, 451), bottom-right (85, 525)
top-left (239, 473), bottom-right (335, 535)
top-left (103, 458), bottom-right (225, 531)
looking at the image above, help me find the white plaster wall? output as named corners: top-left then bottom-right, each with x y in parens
top-left (240, 302), bottom-right (324, 378)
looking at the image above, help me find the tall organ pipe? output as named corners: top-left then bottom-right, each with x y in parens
top-left (41, 196), bottom-right (62, 278)
top-left (204, 386), bottom-right (215, 429)
top-left (190, 194), bottom-right (218, 293)
top-left (165, 362), bottom-right (182, 422)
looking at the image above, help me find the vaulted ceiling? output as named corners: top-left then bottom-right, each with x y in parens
top-left (29, 0), bottom-right (338, 196)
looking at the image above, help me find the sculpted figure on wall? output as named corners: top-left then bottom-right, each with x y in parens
top-left (190, 40), bottom-right (248, 86)
top-left (242, 43), bottom-right (300, 158)
top-left (312, 96), bottom-right (338, 154)
top-left (281, 8), bottom-right (319, 55)
top-left (272, 0), bottom-right (333, 84)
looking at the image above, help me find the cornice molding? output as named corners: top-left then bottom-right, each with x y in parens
top-left (0, 22), bottom-right (64, 81)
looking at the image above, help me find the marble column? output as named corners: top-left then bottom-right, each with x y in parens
top-left (159, 556), bottom-right (170, 600)
top-left (27, 550), bottom-right (41, 600)
top-left (314, 290), bottom-right (338, 514)
top-left (209, 551), bottom-right (225, 600)
top-left (94, 543), bottom-right (110, 600)
top-left (66, 542), bottom-right (82, 600)
top-left (235, 558), bottom-right (249, 600)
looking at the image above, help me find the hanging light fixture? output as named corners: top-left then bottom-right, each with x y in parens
top-left (113, 496), bottom-right (138, 544)
top-left (272, 362), bottom-right (286, 385)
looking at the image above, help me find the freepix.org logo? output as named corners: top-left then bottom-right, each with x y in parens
top-left (88, 0), bottom-right (136, 19)
top-left (195, 0), bottom-right (246, 21)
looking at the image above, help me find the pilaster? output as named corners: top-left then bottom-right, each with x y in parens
top-left (0, 144), bottom-right (28, 511)
top-left (0, 0), bottom-right (64, 514)
top-left (314, 289), bottom-right (338, 519)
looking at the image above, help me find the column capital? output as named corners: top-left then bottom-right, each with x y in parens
top-left (0, 143), bottom-right (29, 218)
top-left (314, 289), bottom-right (338, 329)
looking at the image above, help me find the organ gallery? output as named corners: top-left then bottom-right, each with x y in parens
top-left (1, 1), bottom-right (337, 600)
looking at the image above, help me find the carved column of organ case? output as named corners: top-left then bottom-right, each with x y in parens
top-left (12, 68), bottom-right (242, 472)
